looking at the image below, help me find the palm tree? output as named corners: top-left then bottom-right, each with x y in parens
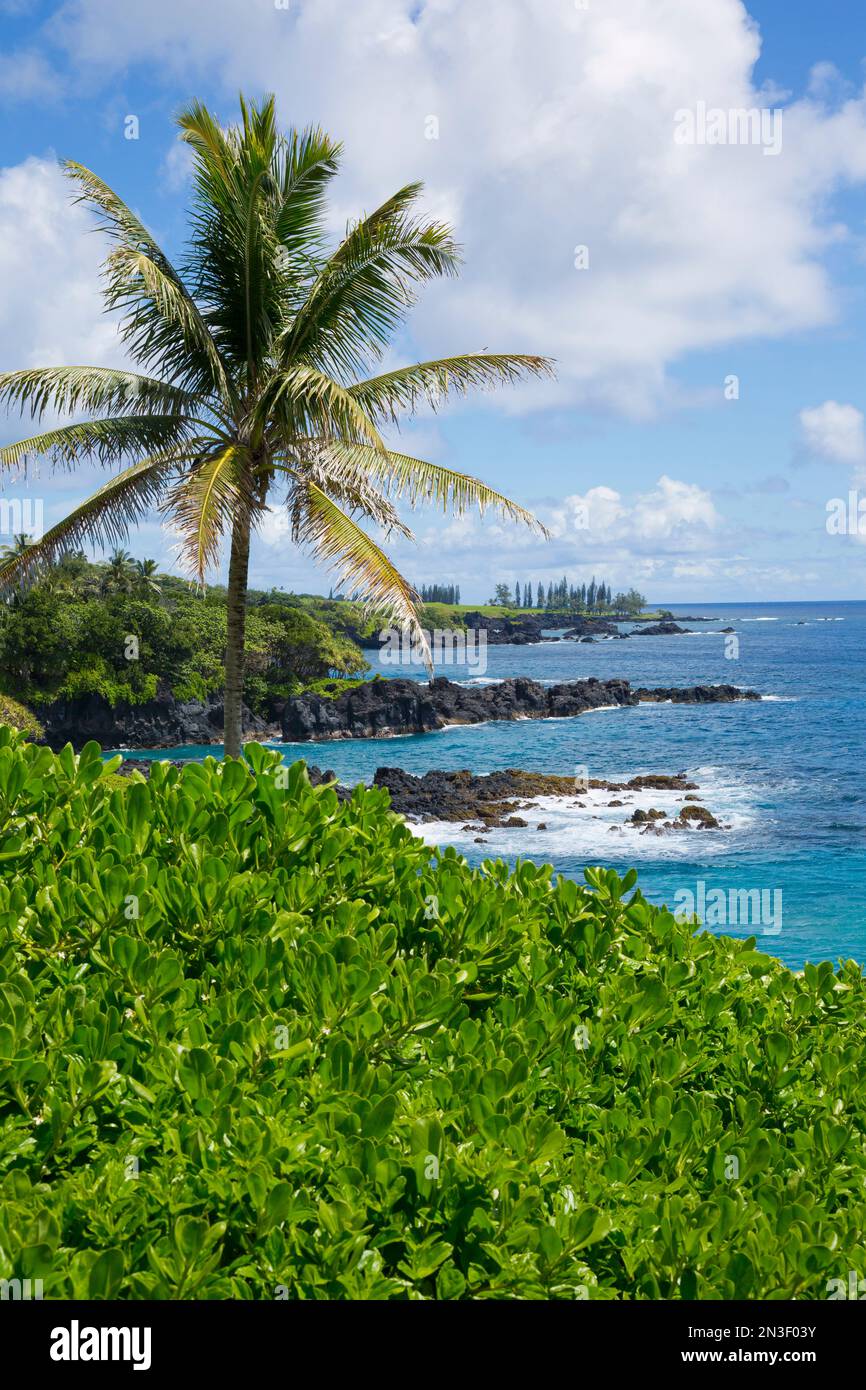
top-left (133, 557), bottom-right (162, 596)
top-left (0, 533), bottom-right (34, 562)
top-left (0, 96), bottom-right (552, 756)
top-left (100, 547), bottom-right (135, 595)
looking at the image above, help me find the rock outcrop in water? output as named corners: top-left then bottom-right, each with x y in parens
top-left (630, 621), bottom-right (691, 636)
top-left (371, 766), bottom-right (699, 825)
top-left (114, 755), bottom-right (726, 834)
top-left (279, 675), bottom-right (760, 742)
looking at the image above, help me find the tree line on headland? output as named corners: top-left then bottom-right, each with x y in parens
top-left (487, 577), bottom-right (646, 614)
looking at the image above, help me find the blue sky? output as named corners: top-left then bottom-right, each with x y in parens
top-left (1, 0), bottom-right (866, 602)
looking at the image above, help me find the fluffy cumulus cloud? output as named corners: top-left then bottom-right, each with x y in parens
top-left (799, 401), bottom-right (866, 469)
top-left (31, 0), bottom-right (866, 417)
top-left (544, 477), bottom-right (720, 549)
top-left (0, 157), bottom-right (120, 375)
top-left (4, 0), bottom-right (866, 594)
top-left (345, 473), bottom-right (725, 600)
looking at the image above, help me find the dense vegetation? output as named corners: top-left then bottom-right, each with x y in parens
top-left (1, 726), bottom-right (864, 1299)
top-left (0, 552), bottom-right (367, 716)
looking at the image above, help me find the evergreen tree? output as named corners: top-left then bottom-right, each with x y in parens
top-left (588, 577), bottom-right (597, 610)
top-left (525, 581), bottom-right (532, 607)
top-left (515, 581), bottom-right (521, 608)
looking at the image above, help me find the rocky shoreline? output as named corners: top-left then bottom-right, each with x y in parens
top-left (38, 674), bottom-right (761, 749)
top-left (367, 766), bottom-right (725, 834)
top-left (115, 757), bottom-right (727, 839)
top-left (278, 675), bottom-right (760, 742)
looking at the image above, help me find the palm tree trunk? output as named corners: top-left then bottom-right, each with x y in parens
top-left (223, 508), bottom-right (252, 759)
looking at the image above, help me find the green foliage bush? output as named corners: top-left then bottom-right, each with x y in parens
top-left (0, 574), bottom-right (367, 713)
top-left (0, 695), bottom-right (43, 739)
top-left (1, 726), bottom-right (864, 1300)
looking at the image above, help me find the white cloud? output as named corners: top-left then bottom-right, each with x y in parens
top-left (370, 474), bottom-right (722, 602)
top-left (799, 400), bottom-right (866, 468)
top-left (0, 49), bottom-right (59, 101)
top-left (160, 137), bottom-right (194, 192)
top-left (39, 0), bottom-right (866, 417)
top-left (0, 157), bottom-right (121, 374)
top-left (543, 476), bottom-right (719, 548)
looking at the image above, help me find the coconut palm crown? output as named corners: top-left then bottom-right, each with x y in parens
top-left (0, 95), bottom-right (553, 755)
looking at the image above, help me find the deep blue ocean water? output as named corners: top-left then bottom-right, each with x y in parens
top-left (114, 602), bottom-right (866, 971)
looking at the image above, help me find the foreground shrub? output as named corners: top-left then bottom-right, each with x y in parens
top-left (0, 727), bottom-right (864, 1300)
top-left (0, 694), bottom-right (42, 740)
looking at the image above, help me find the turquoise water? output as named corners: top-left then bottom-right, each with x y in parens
top-left (114, 602), bottom-right (866, 971)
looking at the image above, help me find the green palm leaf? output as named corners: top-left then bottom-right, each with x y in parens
top-left (107, 246), bottom-right (233, 403)
top-left (167, 444), bottom-right (256, 582)
top-left (0, 366), bottom-right (195, 421)
top-left (64, 161), bottom-right (232, 403)
top-left (349, 353), bottom-right (554, 422)
top-left (294, 479), bottom-right (430, 669)
top-left (282, 184), bottom-right (461, 377)
top-left (0, 451), bottom-right (184, 594)
top-left (0, 415), bottom-right (195, 470)
top-left (300, 439), bottom-right (549, 535)
top-left (264, 365), bottom-right (388, 454)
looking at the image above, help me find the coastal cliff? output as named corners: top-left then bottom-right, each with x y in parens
top-left (34, 676), bottom-right (760, 749)
top-left (278, 675), bottom-right (760, 742)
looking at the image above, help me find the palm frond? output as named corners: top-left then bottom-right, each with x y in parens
top-left (106, 247), bottom-right (233, 402)
top-left (0, 366), bottom-right (196, 421)
top-left (64, 160), bottom-right (172, 256)
top-left (0, 451), bottom-right (183, 595)
top-left (349, 353), bottom-right (555, 423)
top-left (178, 97), bottom-right (280, 380)
top-left (0, 415), bottom-right (196, 471)
top-left (64, 161), bottom-right (232, 403)
top-left (275, 455), bottom-right (412, 541)
top-left (273, 127), bottom-right (342, 269)
top-left (165, 444), bottom-right (255, 582)
top-left (263, 364), bottom-right (388, 455)
top-left (296, 439), bottom-right (549, 536)
top-left (282, 184), bottom-right (461, 378)
top-left (293, 479), bottom-right (430, 670)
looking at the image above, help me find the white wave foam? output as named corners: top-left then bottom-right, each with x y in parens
top-left (740, 617), bottom-right (779, 622)
top-left (408, 777), bottom-right (754, 863)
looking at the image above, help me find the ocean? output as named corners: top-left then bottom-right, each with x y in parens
top-left (115, 601), bottom-right (866, 971)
